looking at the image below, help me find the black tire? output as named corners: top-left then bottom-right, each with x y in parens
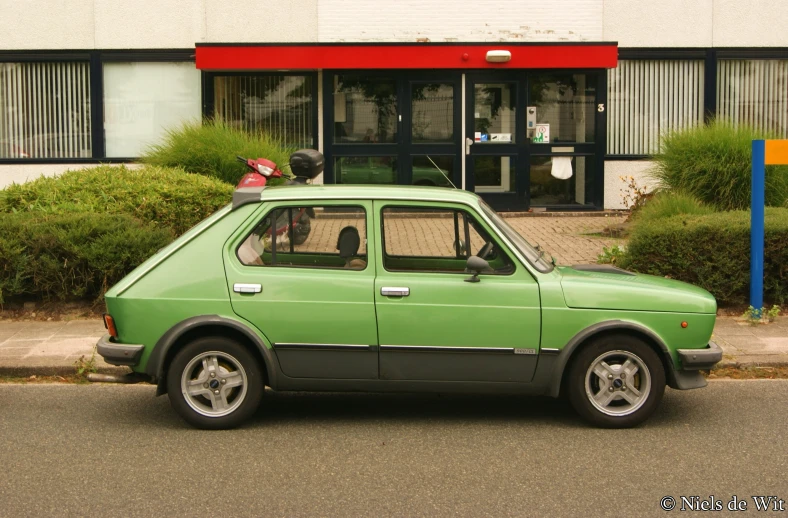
top-left (566, 334), bottom-right (665, 428)
top-left (292, 213), bottom-right (311, 245)
top-left (167, 337), bottom-right (264, 430)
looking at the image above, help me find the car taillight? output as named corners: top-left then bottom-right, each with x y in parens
top-left (103, 314), bottom-right (118, 338)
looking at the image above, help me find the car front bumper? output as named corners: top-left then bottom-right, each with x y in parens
top-left (96, 334), bottom-right (145, 367)
top-left (677, 341), bottom-right (723, 370)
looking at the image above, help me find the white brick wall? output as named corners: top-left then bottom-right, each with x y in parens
top-left (604, 161), bottom-right (657, 210)
top-left (318, 0), bottom-right (603, 42)
top-left (712, 0), bottom-right (788, 47)
top-left (603, 0), bottom-right (714, 47)
top-left (3, 0), bottom-right (788, 49)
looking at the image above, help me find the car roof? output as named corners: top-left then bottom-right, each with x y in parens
top-left (232, 183), bottom-right (482, 210)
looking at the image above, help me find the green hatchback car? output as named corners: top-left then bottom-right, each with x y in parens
top-left (97, 154), bottom-right (721, 430)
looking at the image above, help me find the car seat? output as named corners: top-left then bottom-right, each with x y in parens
top-left (336, 226), bottom-right (366, 269)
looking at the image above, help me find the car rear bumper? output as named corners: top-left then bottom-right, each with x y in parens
top-left (677, 341), bottom-right (723, 370)
top-left (96, 334), bottom-right (145, 367)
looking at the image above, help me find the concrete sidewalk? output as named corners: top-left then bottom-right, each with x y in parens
top-left (1, 316), bottom-right (787, 376)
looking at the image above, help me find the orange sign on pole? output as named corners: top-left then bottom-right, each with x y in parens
top-left (765, 140), bottom-right (788, 165)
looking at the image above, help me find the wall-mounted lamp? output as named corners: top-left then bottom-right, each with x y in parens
top-left (486, 50), bottom-right (512, 63)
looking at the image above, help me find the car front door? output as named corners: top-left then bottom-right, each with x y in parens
top-left (225, 201), bottom-right (378, 379)
top-left (373, 201), bottom-right (541, 382)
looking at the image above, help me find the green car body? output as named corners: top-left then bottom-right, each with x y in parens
top-left (98, 184), bottom-right (721, 429)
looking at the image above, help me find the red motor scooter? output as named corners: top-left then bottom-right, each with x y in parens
top-left (235, 150), bottom-right (323, 245)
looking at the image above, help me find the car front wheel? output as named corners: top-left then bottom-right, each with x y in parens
top-left (567, 335), bottom-right (665, 428)
top-left (167, 337), bottom-right (264, 429)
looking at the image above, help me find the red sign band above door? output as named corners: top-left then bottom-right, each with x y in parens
top-left (195, 43), bottom-right (618, 70)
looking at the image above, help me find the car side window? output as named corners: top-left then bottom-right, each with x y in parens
top-left (381, 206), bottom-right (514, 274)
top-left (237, 206), bottom-right (368, 270)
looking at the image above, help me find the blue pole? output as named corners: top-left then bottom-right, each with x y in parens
top-left (751, 140), bottom-right (765, 313)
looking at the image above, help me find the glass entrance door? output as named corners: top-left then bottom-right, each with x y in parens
top-left (465, 76), bottom-right (529, 211)
top-left (527, 73), bottom-right (599, 208)
top-left (466, 71), bottom-right (605, 211)
top-left (325, 72), bottom-right (461, 188)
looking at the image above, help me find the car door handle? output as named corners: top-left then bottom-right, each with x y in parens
top-left (381, 286), bottom-right (409, 297)
top-left (234, 283), bottom-right (262, 294)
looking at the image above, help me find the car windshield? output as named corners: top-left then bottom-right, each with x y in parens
top-left (478, 200), bottom-right (554, 273)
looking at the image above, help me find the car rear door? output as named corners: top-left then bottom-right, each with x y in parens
top-left (225, 200), bottom-right (379, 380)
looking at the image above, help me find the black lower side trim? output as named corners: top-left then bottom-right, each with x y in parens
top-left (273, 345), bottom-right (377, 380)
top-left (274, 376), bottom-right (553, 396)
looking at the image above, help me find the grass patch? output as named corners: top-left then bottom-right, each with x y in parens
top-left (707, 366), bottom-right (788, 379)
top-left (141, 119), bottom-right (295, 185)
top-left (0, 375), bottom-right (77, 384)
top-left (651, 119), bottom-right (788, 211)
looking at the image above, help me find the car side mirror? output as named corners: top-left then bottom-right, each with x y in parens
top-left (465, 256), bottom-right (491, 283)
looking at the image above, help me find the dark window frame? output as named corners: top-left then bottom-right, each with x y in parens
top-left (0, 49), bottom-right (196, 164)
top-left (608, 47), bottom-right (788, 160)
top-left (379, 205), bottom-right (515, 276)
top-left (323, 70), bottom-right (463, 187)
top-left (236, 204), bottom-right (369, 271)
top-left (202, 70), bottom-right (319, 152)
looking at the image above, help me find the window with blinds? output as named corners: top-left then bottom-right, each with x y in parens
top-left (0, 62), bottom-right (91, 159)
top-left (717, 59), bottom-right (788, 138)
top-left (607, 60), bottom-right (705, 156)
top-left (213, 75), bottom-right (314, 149)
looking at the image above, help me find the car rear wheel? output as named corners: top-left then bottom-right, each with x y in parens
top-left (567, 335), bottom-right (665, 428)
top-left (167, 337), bottom-right (264, 429)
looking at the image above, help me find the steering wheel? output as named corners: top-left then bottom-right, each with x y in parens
top-left (476, 242), bottom-right (495, 260)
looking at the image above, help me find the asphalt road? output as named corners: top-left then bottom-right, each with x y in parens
top-left (1, 381), bottom-right (786, 517)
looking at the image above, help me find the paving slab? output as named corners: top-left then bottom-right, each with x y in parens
top-left (58, 320), bottom-right (107, 336)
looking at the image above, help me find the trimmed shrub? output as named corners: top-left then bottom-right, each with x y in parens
top-left (634, 191), bottom-right (716, 223)
top-left (0, 212), bottom-right (173, 301)
top-left (651, 120), bottom-right (788, 210)
top-left (620, 208), bottom-right (788, 305)
top-left (141, 119), bottom-right (295, 185)
top-left (0, 165), bottom-right (233, 235)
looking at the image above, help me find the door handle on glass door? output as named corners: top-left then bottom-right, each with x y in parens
top-left (381, 287), bottom-right (410, 297)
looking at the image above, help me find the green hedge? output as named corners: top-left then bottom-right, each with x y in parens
top-left (620, 208), bottom-right (788, 305)
top-left (141, 119), bottom-right (294, 185)
top-left (0, 165), bottom-right (233, 235)
top-left (0, 212), bottom-right (173, 302)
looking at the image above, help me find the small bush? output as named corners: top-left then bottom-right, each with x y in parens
top-left (141, 119), bottom-right (295, 185)
top-left (652, 120), bottom-right (788, 210)
top-left (634, 191), bottom-right (716, 223)
top-left (597, 245), bottom-right (626, 265)
top-left (0, 212), bottom-right (173, 301)
top-left (0, 165), bottom-right (232, 235)
top-left (620, 208), bottom-right (788, 305)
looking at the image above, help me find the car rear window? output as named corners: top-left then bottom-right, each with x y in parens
top-left (237, 205), bottom-right (368, 270)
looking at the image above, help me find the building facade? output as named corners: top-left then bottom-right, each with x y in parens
top-left (1, 0), bottom-right (787, 210)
